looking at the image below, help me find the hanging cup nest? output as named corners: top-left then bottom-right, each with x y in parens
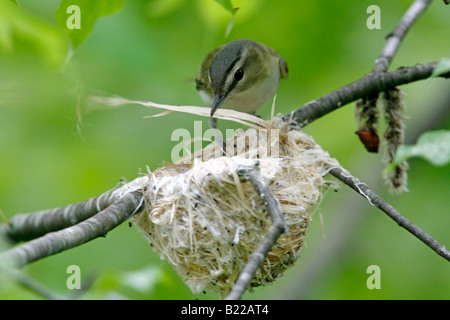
top-left (130, 117), bottom-right (339, 296)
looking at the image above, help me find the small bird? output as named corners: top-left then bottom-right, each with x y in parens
top-left (195, 39), bottom-right (288, 129)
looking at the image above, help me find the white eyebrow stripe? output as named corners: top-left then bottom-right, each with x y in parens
top-left (225, 48), bottom-right (248, 89)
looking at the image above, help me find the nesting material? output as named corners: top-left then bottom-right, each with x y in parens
top-left (130, 117), bottom-right (339, 296)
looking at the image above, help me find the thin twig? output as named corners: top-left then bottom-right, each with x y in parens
top-left (329, 167), bottom-right (450, 262)
top-left (280, 90), bottom-right (450, 299)
top-left (225, 166), bottom-right (287, 300)
top-left (0, 190), bottom-right (144, 269)
top-left (373, 0), bottom-right (433, 72)
top-left (284, 62), bottom-right (449, 128)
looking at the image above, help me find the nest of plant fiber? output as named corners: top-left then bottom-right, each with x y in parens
top-left (130, 117), bottom-right (339, 296)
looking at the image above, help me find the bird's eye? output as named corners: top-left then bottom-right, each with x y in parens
top-left (234, 69), bottom-right (244, 81)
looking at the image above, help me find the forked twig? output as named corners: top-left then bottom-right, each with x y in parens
top-left (0, 188), bottom-right (119, 242)
top-left (0, 190), bottom-right (144, 269)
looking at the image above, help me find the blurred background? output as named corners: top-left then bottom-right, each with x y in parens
top-left (0, 0), bottom-right (448, 299)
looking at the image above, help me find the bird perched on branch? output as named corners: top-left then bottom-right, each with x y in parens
top-left (196, 39), bottom-right (288, 129)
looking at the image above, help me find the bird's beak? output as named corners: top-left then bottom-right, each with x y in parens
top-left (210, 93), bottom-right (226, 117)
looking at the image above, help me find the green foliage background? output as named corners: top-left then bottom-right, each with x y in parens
top-left (0, 0), bottom-right (449, 299)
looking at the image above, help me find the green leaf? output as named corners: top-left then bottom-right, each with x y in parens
top-left (214, 0), bottom-right (235, 14)
top-left (431, 58), bottom-right (450, 78)
top-left (387, 130), bottom-right (450, 172)
top-left (0, 1), bottom-right (68, 67)
top-left (55, 0), bottom-right (126, 49)
top-left (213, 0), bottom-right (239, 37)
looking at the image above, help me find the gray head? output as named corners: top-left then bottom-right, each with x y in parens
top-left (208, 39), bottom-right (269, 116)
top-left (209, 40), bottom-right (245, 94)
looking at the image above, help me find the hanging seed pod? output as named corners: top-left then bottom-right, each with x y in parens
top-left (354, 93), bottom-right (380, 153)
top-left (381, 87), bottom-right (409, 193)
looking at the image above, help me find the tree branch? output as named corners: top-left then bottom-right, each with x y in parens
top-left (0, 188), bottom-right (119, 243)
top-left (373, 0), bottom-right (433, 72)
top-left (0, 190), bottom-right (144, 269)
top-left (284, 62), bottom-right (449, 128)
top-left (329, 167), bottom-right (450, 262)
